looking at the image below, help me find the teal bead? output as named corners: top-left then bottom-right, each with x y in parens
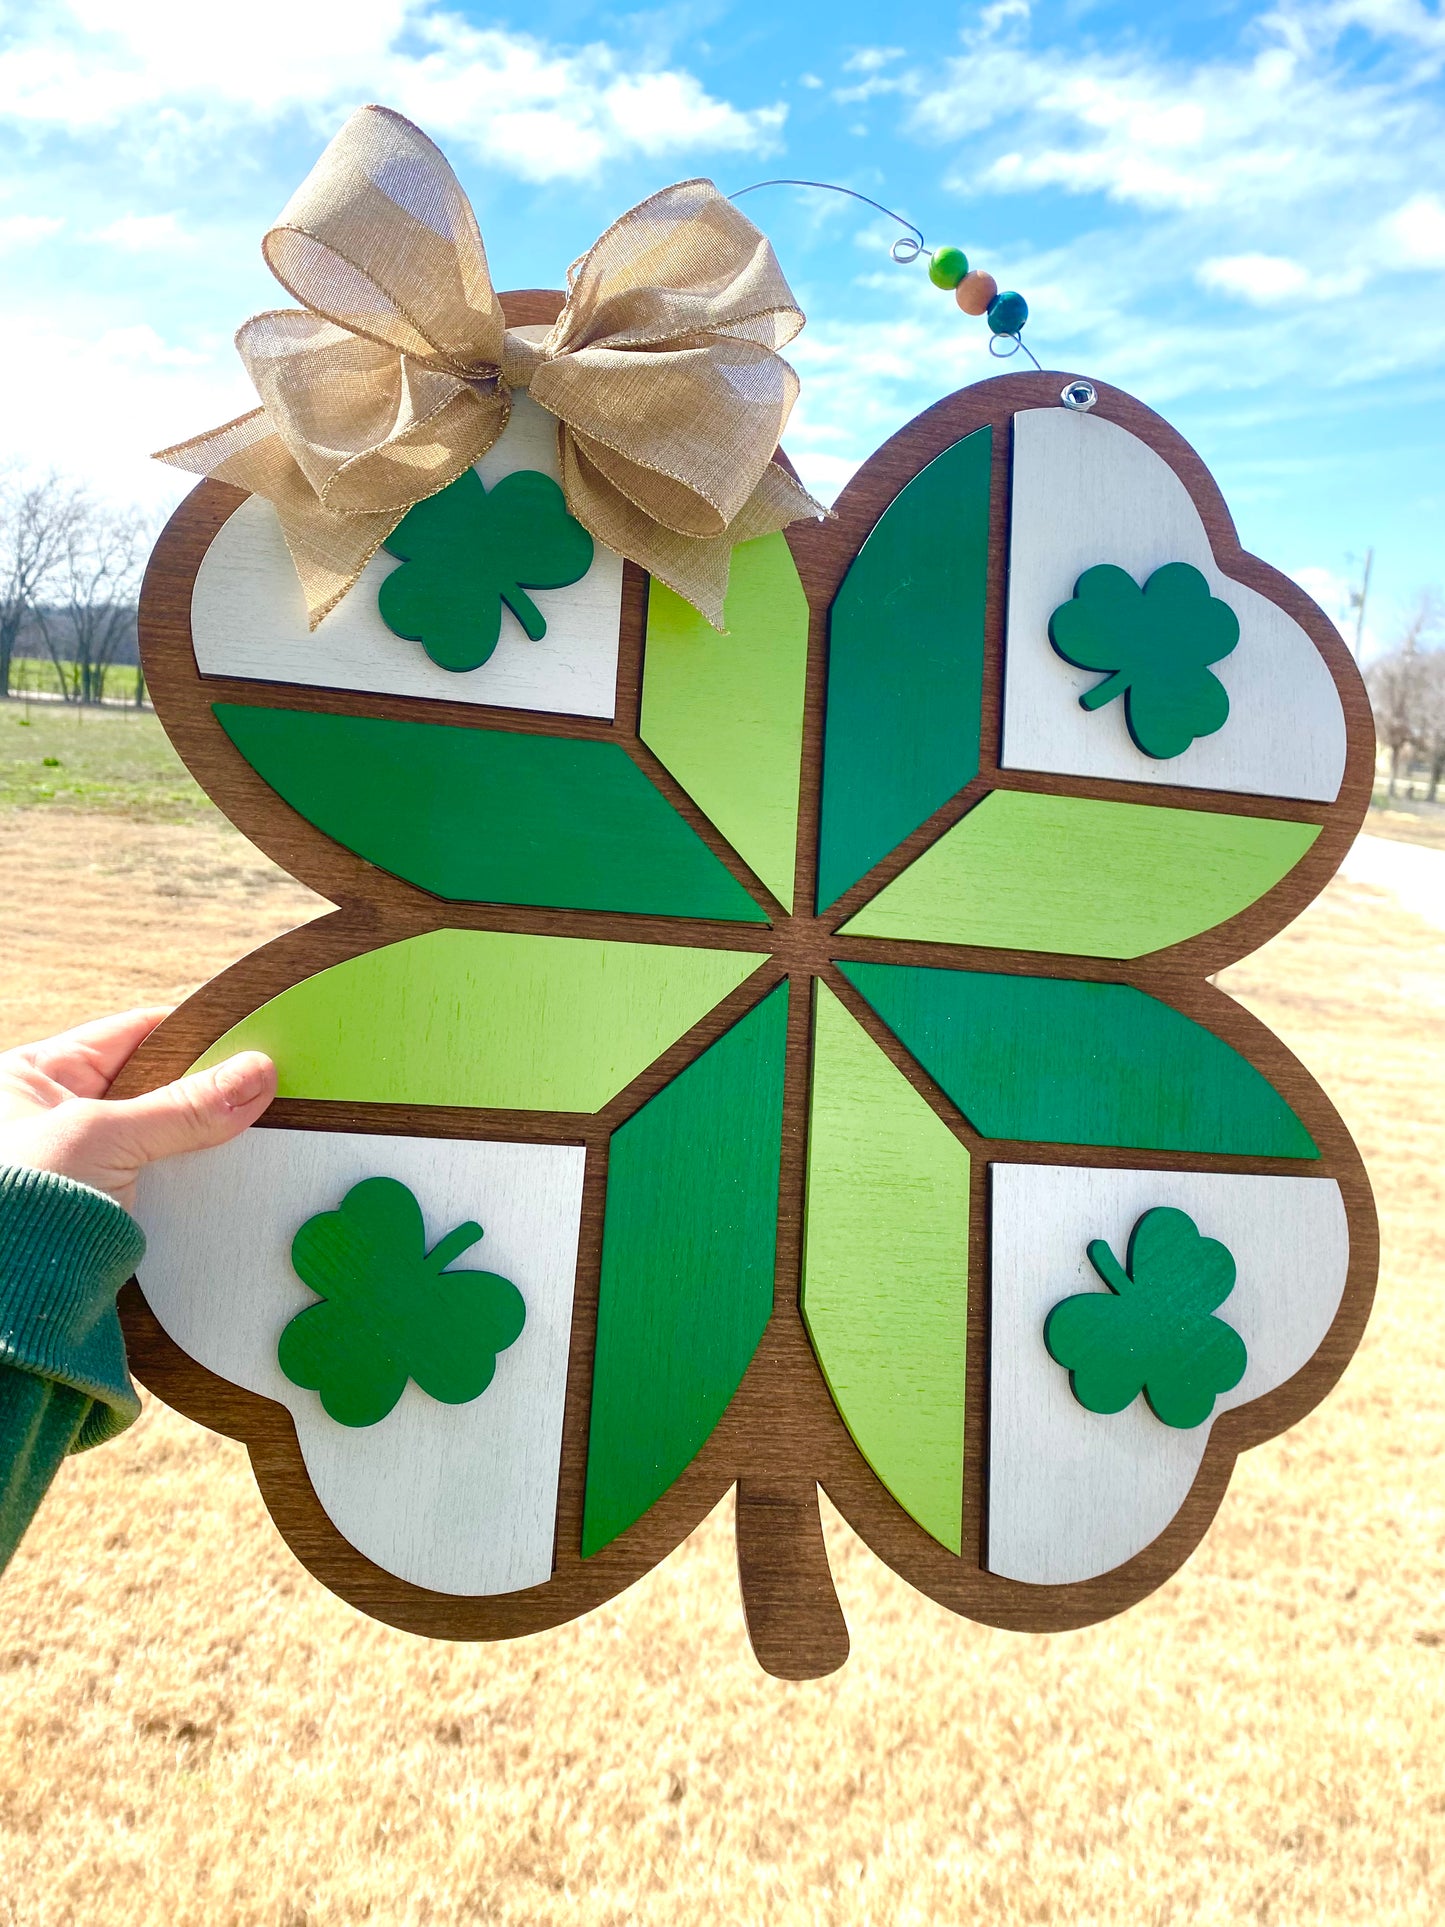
top-left (987, 290), bottom-right (1029, 335)
top-left (927, 246), bottom-right (969, 290)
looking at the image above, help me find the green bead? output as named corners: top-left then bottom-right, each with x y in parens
top-left (927, 246), bottom-right (969, 290)
top-left (987, 290), bottom-right (1029, 335)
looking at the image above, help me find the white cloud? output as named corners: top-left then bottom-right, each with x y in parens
top-left (1308, 0), bottom-right (1445, 51)
top-left (596, 71), bottom-right (784, 163)
top-left (843, 47), bottom-right (905, 73)
top-left (834, 43), bottom-right (911, 103)
top-left (788, 449), bottom-right (859, 496)
top-left (978, 0), bottom-right (1031, 28)
top-left (1197, 253), bottom-right (1314, 304)
top-left (910, 14), bottom-right (1445, 222)
top-left (390, 15), bottom-right (785, 180)
top-left (91, 212), bottom-right (189, 251)
top-left (1293, 564), bottom-right (1356, 623)
top-left (0, 2), bottom-right (793, 501)
top-left (0, 214), bottom-right (63, 246)
top-left (1292, 564), bottom-right (1386, 659)
top-left (772, 164), bottom-right (1445, 538)
top-left (0, 0), bottom-right (400, 126)
top-left (94, 323), bottom-right (211, 369)
top-left (1382, 193), bottom-right (1445, 267)
top-left (811, 0), bottom-right (1445, 451)
top-left (0, 309), bottom-right (250, 510)
top-left (799, 73), bottom-right (824, 89)
top-left (0, 1), bottom-right (786, 183)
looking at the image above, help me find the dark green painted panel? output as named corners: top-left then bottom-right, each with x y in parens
top-left (214, 704), bottom-right (766, 923)
top-left (816, 429), bottom-right (991, 911)
top-left (838, 964), bottom-right (1318, 1159)
top-left (582, 985), bottom-right (788, 1556)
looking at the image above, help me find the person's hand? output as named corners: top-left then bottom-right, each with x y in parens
top-left (0, 1009), bottom-right (276, 1214)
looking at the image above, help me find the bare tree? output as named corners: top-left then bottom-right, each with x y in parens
top-left (1416, 649), bottom-right (1445, 804)
top-left (1368, 651), bottom-right (1423, 797)
top-left (1367, 591), bottom-right (1443, 798)
top-left (0, 472), bottom-right (88, 698)
top-left (37, 503), bottom-right (148, 705)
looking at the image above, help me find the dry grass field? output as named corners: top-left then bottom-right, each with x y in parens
top-left (1, 803), bottom-right (1442, 1926)
top-left (1368, 791), bottom-right (1445, 852)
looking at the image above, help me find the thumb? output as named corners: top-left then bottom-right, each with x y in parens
top-left (105, 1052), bottom-right (278, 1167)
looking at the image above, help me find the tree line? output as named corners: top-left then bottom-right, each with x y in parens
top-left (0, 472), bottom-right (149, 707)
top-left (1366, 592), bottom-right (1445, 804)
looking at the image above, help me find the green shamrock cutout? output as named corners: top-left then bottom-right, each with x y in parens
top-left (1048, 561), bottom-right (1240, 758)
top-left (378, 467), bottom-right (595, 672)
top-left (277, 1176), bottom-right (527, 1427)
top-left (1043, 1206), bottom-right (1248, 1429)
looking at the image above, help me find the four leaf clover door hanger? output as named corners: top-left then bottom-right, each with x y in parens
top-left (124, 325), bottom-right (1376, 1680)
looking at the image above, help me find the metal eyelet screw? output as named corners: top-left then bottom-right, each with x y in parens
top-left (1060, 379), bottom-right (1097, 412)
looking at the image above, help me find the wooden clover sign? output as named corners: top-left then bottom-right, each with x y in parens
top-left (121, 338), bottom-right (1377, 1679)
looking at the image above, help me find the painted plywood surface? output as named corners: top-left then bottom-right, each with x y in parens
top-left (135, 1128), bottom-right (587, 1595)
top-left (816, 429), bottom-right (991, 909)
top-left (641, 533), bottom-right (809, 910)
top-left (213, 704), bottom-right (767, 922)
top-left (843, 791), bottom-right (1320, 958)
top-left (583, 987), bottom-right (788, 1554)
top-left (987, 1163), bottom-right (1350, 1585)
top-left (193, 929), bottom-right (767, 1113)
top-left (840, 964), bottom-right (1317, 1158)
top-left (1001, 409), bottom-right (1347, 801)
top-left (801, 984), bottom-right (969, 1551)
top-left (191, 389), bottom-right (625, 719)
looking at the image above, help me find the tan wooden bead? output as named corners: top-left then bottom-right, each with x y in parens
top-left (955, 269), bottom-right (997, 316)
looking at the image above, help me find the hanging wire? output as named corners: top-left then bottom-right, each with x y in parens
top-left (989, 332), bottom-right (1044, 372)
top-left (727, 179), bottom-right (927, 259)
top-left (727, 176), bottom-right (1040, 362)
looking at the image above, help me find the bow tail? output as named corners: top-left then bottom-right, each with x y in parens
top-left (559, 437), bottom-right (825, 630)
top-left (158, 411), bottom-right (421, 630)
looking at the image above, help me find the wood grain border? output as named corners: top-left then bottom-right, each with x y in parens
top-left (117, 329), bottom-right (1379, 1676)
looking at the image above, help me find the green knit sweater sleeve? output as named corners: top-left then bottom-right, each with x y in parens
top-left (0, 1165), bottom-right (145, 1575)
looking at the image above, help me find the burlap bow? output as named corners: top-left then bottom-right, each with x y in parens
top-left (155, 104), bottom-right (824, 630)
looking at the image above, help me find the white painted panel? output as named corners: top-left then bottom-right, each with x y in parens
top-left (987, 1164), bottom-right (1349, 1586)
top-left (1002, 408), bottom-right (1347, 801)
top-left (135, 1126), bottom-right (587, 1596)
top-left (191, 389), bottom-right (625, 720)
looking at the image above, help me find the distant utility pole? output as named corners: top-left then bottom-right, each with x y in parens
top-left (1349, 547), bottom-right (1373, 660)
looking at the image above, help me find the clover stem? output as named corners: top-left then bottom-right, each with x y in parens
top-left (735, 1477), bottom-right (850, 1679)
top-left (1086, 1238), bottom-right (1134, 1297)
top-left (502, 585), bottom-right (548, 641)
top-left (426, 1220), bottom-right (485, 1273)
top-left (1079, 671), bottom-right (1129, 711)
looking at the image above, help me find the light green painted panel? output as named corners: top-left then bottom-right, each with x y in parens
top-left (193, 930), bottom-right (767, 1113)
top-left (641, 533), bottom-right (809, 909)
top-left (842, 791), bottom-right (1320, 958)
top-left (801, 983), bottom-right (970, 1552)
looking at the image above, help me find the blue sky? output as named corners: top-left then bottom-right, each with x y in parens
top-left (1, 0), bottom-right (1442, 652)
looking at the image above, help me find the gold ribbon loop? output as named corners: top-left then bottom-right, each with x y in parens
top-left (550, 176), bottom-right (805, 356)
top-left (156, 103), bottom-right (822, 630)
top-left (262, 106), bottom-right (503, 371)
